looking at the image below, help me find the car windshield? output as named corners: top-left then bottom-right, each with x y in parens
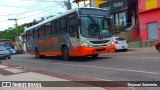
top-left (0, 42), bottom-right (6, 46)
top-left (80, 16), bottom-right (112, 38)
top-left (0, 46), bottom-right (7, 51)
top-left (115, 37), bottom-right (125, 41)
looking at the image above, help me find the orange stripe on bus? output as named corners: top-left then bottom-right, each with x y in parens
top-left (28, 52), bottom-right (35, 55)
top-left (27, 45), bottom-right (115, 57)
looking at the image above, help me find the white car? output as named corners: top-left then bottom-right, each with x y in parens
top-left (112, 37), bottom-right (128, 51)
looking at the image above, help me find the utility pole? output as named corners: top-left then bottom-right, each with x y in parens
top-left (8, 18), bottom-right (21, 52)
top-left (8, 18), bottom-right (18, 40)
top-left (65, 0), bottom-right (72, 10)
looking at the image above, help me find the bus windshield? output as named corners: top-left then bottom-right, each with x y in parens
top-left (80, 16), bottom-right (112, 38)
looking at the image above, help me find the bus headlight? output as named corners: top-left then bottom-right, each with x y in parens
top-left (81, 41), bottom-right (92, 47)
top-left (111, 41), bottom-right (115, 45)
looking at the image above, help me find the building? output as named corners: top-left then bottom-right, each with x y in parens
top-left (100, 0), bottom-right (138, 30)
top-left (99, 0), bottom-right (140, 41)
top-left (138, 0), bottom-right (160, 40)
top-left (14, 32), bottom-right (26, 53)
top-left (91, 0), bottom-right (107, 8)
top-left (73, 0), bottom-right (106, 7)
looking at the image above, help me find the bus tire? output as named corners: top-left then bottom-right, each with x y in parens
top-left (92, 54), bottom-right (99, 58)
top-left (8, 56), bottom-right (11, 59)
top-left (35, 48), bottom-right (44, 59)
top-left (61, 46), bottom-right (70, 61)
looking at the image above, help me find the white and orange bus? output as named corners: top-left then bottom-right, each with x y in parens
top-left (25, 7), bottom-right (115, 60)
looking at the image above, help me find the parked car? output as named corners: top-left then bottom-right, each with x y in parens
top-left (6, 47), bottom-right (16, 54)
top-left (0, 46), bottom-right (11, 60)
top-left (155, 41), bottom-right (160, 52)
top-left (112, 37), bottom-right (128, 51)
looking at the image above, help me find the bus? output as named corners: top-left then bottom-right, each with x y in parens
top-left (25, 7), bottom-right (115, 60)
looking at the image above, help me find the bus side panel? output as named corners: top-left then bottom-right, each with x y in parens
top-left (37, 34), bottom-right (71, 56)
top-left (26, 40), bottom-right (37, 55)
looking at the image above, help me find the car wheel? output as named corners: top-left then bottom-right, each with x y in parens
top-left (123, 49), bottom-right (128, 52)
top-left (92, 54), bottom-right (99, 58)
top-left (61, 46), bottom-right (70, 61)
top-left (115, 49), bottom-right (117, 52)
top-left (8, 56), bottom-right (11, 59)
top-left (158, 46), bottom-right (160, 52)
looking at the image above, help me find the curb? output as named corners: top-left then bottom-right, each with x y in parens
top-left (1, 63), bottom-right (133, 90)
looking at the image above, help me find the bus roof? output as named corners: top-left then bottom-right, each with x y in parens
top-left (25, 7), bottom-right (107, 32)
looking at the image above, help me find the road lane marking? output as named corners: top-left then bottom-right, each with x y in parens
top-left (13, 59), bottom-right (160, 75)
top-left (114, 56), bottom-right (160, 59)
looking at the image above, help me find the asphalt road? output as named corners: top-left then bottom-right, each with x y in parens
top-left (2, 47), bottom-right (160, 82)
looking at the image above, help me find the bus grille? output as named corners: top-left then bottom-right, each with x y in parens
top-left (90, 40), bottom-right (109, 44)
top-left (95, 48), bottom-right (106, 52)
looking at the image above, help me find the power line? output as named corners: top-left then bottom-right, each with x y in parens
top-left (0, 2), bottom-right (65, 22)
top-left (0, 0), bottom-right (64, 7)
top-left (0, 0), bottom-right (74, 23)
top-left (17, 3), bottom-right (62, 20)
top-left (0, 4), bottom-right (53, 8)
top-left (53, 0), bottom-right (66, 10)
top-left (0, 4), bottom-right (56, 22)
top-left (18, 8), bottom-right (54, 19)
top-left (0, 5), bottom-right (54, 16)
top-left (21, 0), bottom-right (44, 15)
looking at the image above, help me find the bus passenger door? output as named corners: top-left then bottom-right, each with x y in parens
top-left (68, 13), bottom-right (80, 52)
top-left (68, 26), bottom-right (79, 51)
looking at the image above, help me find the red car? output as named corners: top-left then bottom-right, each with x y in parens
top-left (155, 41), bottom-right (160, 52)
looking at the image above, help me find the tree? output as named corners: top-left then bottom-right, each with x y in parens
top-left (0, 25), bottom-right (24, 40)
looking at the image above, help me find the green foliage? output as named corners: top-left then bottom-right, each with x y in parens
top-left (112, 24), bottom-right (125, 32)
top-left (0, 25), bottom-right (24, 41)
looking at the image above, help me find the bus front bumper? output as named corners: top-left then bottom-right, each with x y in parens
top-left (69, 45), bottom-right (115, 56)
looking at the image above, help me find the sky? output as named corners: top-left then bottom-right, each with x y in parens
top-left (0, 0), bottom-right (87, 31)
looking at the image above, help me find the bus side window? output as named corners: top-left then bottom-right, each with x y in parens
top-left (42, 25), bottom-right (45, 37)
top-left (34, 28), bottom-right (38, 39)
top-left (68, 13), bottom-right (77, 37)
top-left (55, 20), bottom-right (59, 34)
top-left (26, 31), bottom-right (29, 41)
top-left (48, 22), bottom-right (52, 35)
top-left (60, 17), bottom-right (67, 33)
top-left (30, 30), bottom-right (33, 40)
top-left (51, 20), bottom-right (58, 34)
top-left (39, 26), bottom-right (44, 37)
top-left (37, 28), bottom-right (40, 38)
top-left (33, 29), bottom-right (35, 39)
top-left (44, 23), bottom-right (51, 36)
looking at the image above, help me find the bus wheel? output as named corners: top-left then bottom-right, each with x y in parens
top-left (35, 48), bottom-right (44, 59)
top-left (62, 46), bottom-right (70, 61)
top-left (92, 54), bottom-right (99, 58)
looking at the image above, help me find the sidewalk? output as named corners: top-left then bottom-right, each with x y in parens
top-left (0, 63), bottom-right (132, 90)
top-left (128, 46), bottom-right (157, 53)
